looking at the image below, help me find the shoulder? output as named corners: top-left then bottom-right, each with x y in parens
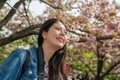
top-left (3, 48), bottom-right (27, 64)
top-left (10, 48), bottom-right (26, 58)
top-left (11, 46), bottom-right (37, 57)
top-left (27, 46), bottom-right (37, 54)
top-left (28, 46), bottom-right (37, 52)
top-left (27, 45), bottom-right (38, 59)
top-left (0, 48), bottom-right (27, 68)
top-left (13, 45), bottom-right (38, 61)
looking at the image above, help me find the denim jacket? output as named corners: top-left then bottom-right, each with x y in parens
top-left (0, 46), bottom-right (45, 80)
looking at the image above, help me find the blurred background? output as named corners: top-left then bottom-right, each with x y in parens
top-left (0, 0), bottom-right (120, 79)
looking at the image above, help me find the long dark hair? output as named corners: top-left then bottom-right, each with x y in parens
top-left (38, 18), bottom-right (67, 80)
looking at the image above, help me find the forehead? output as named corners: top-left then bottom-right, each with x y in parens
top-left (52, 22), bottom-right (66, 29)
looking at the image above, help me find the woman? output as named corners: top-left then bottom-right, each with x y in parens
top-left (0, 18), bottom-right (67, 80)
top-left (38, 18), bottom-right (67, 80)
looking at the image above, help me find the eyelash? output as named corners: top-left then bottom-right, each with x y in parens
top-left (55, 28), bottom-right (60, 30)
top-left (55, 27), bottom-right (67, 34)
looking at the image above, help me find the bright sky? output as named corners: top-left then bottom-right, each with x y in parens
top-left (29, 1), bottom-right (47, 17)
top-left (7, 0), bottom-right (120, 17)
top-left (7, 0), bottom-right (47, 17)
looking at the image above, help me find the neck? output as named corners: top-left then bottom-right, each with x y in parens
top-left (42, 42), bottom-right (57, 65)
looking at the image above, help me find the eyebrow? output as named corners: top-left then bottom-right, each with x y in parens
top-left (57, 26), bottom-right (66, 31)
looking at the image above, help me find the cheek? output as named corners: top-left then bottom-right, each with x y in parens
top-left (50, 29), bottom-right (58, 35)
top-left (64, 36), bottom-right (68, 43)
top-left (48, 32), bottom-right (57, 41)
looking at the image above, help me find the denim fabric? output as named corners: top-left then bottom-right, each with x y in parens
top-left (0, 46), bottom-right (44, 80)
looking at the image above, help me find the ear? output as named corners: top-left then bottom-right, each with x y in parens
top-left (42, 31), bottom-right (47, 39)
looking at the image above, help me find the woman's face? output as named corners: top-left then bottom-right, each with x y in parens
top-left (42, 21), bottom-right (67, 50)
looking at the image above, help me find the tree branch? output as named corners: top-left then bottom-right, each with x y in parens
top-left (86, 65), bottom-right (96, 76)
top-left (0, 24), bottom-right (41, 46)
top-left (0, 0), bottom-right (26, 28)
top-left (23, 1), bottom-right (32, 25)
top-left (96, 35), bottom-right (114, 41)
top-left (0, 0), bottom-right (7, 10)
top-left (40, 0), bottom-right (63, 10)
top-left (101, 59), bottom-right (120, 78)
top-left (68, 29), bottom-right (115, 41)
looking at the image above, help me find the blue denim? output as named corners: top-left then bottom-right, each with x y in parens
top-left (0, 46), bottom-right (44, 80)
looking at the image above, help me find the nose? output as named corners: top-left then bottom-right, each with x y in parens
top-left (60, 30), bottom-right (66, 36)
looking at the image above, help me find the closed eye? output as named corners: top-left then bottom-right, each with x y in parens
top-left (55, 27), bottom-right (67, 34)
top-left (55, 27), bottom-right (61, 31)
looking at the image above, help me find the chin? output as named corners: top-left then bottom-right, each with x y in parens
top-left (57, 44), bottom-right (64, 49)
